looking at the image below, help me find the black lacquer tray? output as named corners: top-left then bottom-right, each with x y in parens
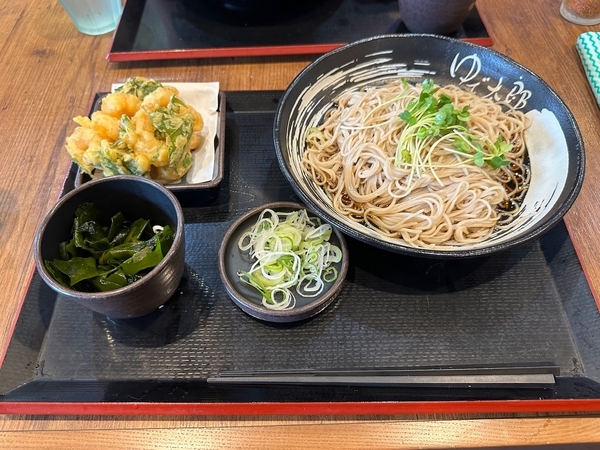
top-left (108, 0), bottom-right (492, 61)
top-left (1, 91), bottom-right (599, 415)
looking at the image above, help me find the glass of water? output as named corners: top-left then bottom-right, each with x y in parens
top-left (59, 0), bottom-right (123, 36)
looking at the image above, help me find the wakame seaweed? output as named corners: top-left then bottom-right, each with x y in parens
top-left (44, 202), bottom-right (174, 292)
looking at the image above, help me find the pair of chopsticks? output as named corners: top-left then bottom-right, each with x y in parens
top-left (207, 363), bottom-right (559, 389)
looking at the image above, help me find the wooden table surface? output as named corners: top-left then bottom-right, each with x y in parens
top-left (1, 0), bottom-right (600, 448)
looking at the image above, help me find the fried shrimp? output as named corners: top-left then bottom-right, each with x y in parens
top-left (65, 125), bottom-right (103, 173)
top-left (89, 111), bottom-right (120, 141)
top-left (141, 86), bottom-right (180, 112)
top-left (120, 110), bottom-right (169, 167)
top-left (152, 164), bottom-right (190, 182)
top-left (65, 77), bottom-right (204, 182)
top-left (100, 92), bottom-right (141, 118)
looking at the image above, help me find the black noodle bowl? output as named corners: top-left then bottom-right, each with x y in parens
top-left (273, 35), bottom-right (585, 258)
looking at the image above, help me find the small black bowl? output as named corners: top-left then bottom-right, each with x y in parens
top-left (218, 202), bottom-right (349, 323)
top-left (34, 175), bottom-right (185, 318)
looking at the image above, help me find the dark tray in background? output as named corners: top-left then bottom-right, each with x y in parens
top-left (1, 91), bottom-right (599, 415)
top-left (108, 0), bottom-right (493, 61)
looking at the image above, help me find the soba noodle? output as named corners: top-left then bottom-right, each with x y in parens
top-left (302, 79), bottom-right (530, 249)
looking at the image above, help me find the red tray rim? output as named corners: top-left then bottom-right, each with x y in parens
top-left (1, 398), bottom-right (599, 416)
top-left (106, 37), bottom-right (494, 62)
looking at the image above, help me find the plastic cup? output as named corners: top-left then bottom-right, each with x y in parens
top-left (58, 0), bottom-right (123, 36)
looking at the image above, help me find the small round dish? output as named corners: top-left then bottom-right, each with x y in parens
top-left (218, 202), bottom-right (349, 323)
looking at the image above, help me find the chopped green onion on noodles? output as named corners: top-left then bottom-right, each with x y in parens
top-left (237, 208), bottom-right (343, 310)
